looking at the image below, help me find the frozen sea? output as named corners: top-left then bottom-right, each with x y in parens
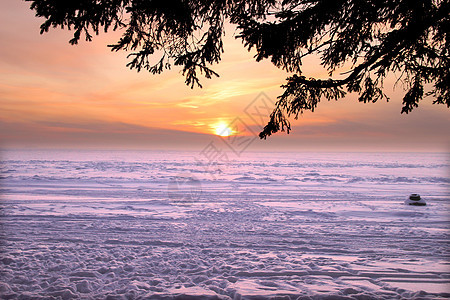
top-left (0, 150), bottom-right (449, 299)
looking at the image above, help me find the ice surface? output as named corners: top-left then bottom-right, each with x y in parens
top-left (0, 150), bottom-right (449, 299)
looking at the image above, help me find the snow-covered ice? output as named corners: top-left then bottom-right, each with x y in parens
top-left (0, 150), bottom-right (449, 299)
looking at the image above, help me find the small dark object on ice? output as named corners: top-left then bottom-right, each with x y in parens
top-left (405, 194), bottom-right (426, 206)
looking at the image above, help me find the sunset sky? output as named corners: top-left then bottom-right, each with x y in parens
top-left (1, 0), bottom-right (449, 152)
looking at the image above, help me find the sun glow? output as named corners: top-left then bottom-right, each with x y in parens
top-left (213, 122), bottom-right (233, 136)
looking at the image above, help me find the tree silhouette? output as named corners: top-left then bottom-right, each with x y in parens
top-left (27, 0), bottom-right (449, 138)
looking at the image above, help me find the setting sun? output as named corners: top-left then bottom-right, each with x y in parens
top-left (213, 122), bottom-right (233, 136)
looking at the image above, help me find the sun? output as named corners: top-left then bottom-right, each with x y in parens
top-left (213, 122), bottom-right (233, 137)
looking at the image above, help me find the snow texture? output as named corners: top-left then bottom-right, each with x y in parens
top-left (0, 150), bottom-right (449, 299)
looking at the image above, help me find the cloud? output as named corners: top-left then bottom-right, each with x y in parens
top-left (0, 119), bottom-right (214, 149)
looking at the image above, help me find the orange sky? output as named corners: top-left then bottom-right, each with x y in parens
top-left (1, 0), bottom-right (449, 152)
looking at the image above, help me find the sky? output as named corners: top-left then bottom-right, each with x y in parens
top-left (0, 0), bottom-right (449, 152)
